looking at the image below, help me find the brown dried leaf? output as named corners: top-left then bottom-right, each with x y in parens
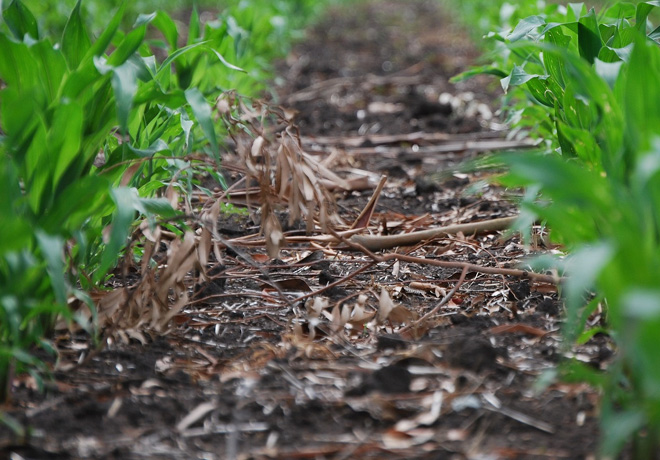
top-left (378, 288), bottom-right (416, 325)
top-left (488, 323), bottom-right (549, 337)
top-left (330, 303), bottom-right (346, 333)
top-left (377, 287), bottom-right (395, 323)
top-left (263, 210), bottom-right (285, 259)
top-left (305, 297), bottom-right (329, 318)
top-left (120, 162), bottom-right (142, 187)
top-left (152, 231), bottom-right (197, 330)
top-left (348, 304), bottom-right (376, 328)
top-left (97, 288), bottom-right (129, 322)
top-left (198, 199), bottom-right (222, 279)
top-left (176, 401), bottom-right (217, 432)
top-left (165, 180), bottom-right (179, 210)
top-left (409, 281), bottom-right (447, 298)
top-left (395, 391), bottom-right (443, 432)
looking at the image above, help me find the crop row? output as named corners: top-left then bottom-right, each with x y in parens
top-left (450, 1), bottom-right (660, 457)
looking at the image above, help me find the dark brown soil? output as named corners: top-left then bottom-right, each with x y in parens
top-left (1, 1), bottom-right (607, 459)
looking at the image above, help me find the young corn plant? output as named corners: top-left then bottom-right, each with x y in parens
top-left (466, 1), bottom-right (660, 457)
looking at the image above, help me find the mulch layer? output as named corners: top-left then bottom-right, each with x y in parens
top-left (1, 1), bottom-right (610, 459)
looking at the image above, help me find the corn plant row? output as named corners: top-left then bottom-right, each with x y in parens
top-left (0, 0), bottom-right (334, 406)
top-left (455, 0), bottom-right (660, 457)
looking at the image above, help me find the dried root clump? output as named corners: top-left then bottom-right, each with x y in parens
top-left (217, 94), bottom-right (346, 258)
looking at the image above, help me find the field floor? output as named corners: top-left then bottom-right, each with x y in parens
top-left (2, 1), bottom-right (609, 458)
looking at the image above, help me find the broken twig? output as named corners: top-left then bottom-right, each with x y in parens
top-left (349, 216), bottom-right (518, 250)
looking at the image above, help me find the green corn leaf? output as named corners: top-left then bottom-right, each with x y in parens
top-left (61, 0), bottom-right (91, 70)
top-left (63, 60), bottom-right (109, 101)
top-left (51, 101), bottom-right (83, 190)
top-left (156, 41), bottom-right (208, 76)
top-left (599, 23), bottom-right (617, 44)
top-left (636, 1), bottom-right (660, 31)
top-left (31, 40), bottom-right (68, 100)
top-left (185, 88), bottom-right (219, 162)
top-left (3, 0), bottom-right (38, 41)
top-left (95, 185), bottom-right (181, 282)
top-left (11, 349), bottom-right (44, 369)
top-left (567, 3), bottom-right (587, 22)
top-left (600, 400), bottom-right (645, 456)
top-left (541, 21), bottom-right (578, 36)
top-left (39, 176), bottom-right (110, 233)
top-left (25, 123), bottom-right (50, 214)
top-left (500, 64), bottom-right (544, 92)
top-left (594, 58), bottom-right (623, 87)
top-left (111, 61), bottom-right (139, 135)
top-left (611, 25), bottom-right (637, 48)
top-left (0, 164), bottom-right (32, 254)
top-left (602, 2), bottom-right (636, 20)
top-left (577, 9), bottom-right (603, 64)
top-left (556, 121), bottom-right (600, 164)
top-left (121, 54), bottom-right (155, 84)
top-left (526, 77), bottom-right (555, 107)
top-left (96, 187), bottom-right (136, 283)
top-left (576, 326), bottom-right (608, 346)
top-left (107, 25), bottom-right (147, 67)
top-left (563, 244), bottom-right (614, 323)
top-left (1, 294), bottom-right (23, 340)
top-left (85, 3), bottom-right (125, 59)
top-left (128, 139), bottom-right (170, 158)
top-left (632, 141), bottom-right (660, 198)
top-left (597, 45), bottom-right (619, 63)
top-left (134, 12), bottom-right (156, 27)
top-left (623, 289), bottom-right (660, 320)
top-left (139, 55), bottom-right (157, 79)
top-left (534, 43), bottom-right (623, 168)
top-left (132, 83), bottom-right (187, 107)
top-left (209, 48), bottom-right (245, 72)
top-left (507, 15), bottom-right (546, 42)
top-left (572, 295), bottom-right (606, 345)
top-left (188, 5), bottom-right (201, 45)
top-left (559, 360), bottom-right (607, 388)
top-left (629, 326), bottom-right (660, 428)
top-left (0, 87), bottom-right (39, 166)
top-left (502, 151), bottom-right (612, 223)
top-left (622, 35), bottom-right (660, 157)
top-left (449, 65), bottom-right (508, 83)
top-left (0, 412), bottom-right (25, 439)
top-left (152, 11), bottom-right (179, 50)
top-left (555, 111), bottom-right (578, 157)
top-left (35, 231), bottom-right (67, 305)
top-left (180, 109), bottom-right (193, 152)
top-left (0, 34), bottom-right (40, 92)
top-left (562, 83), bottom-right (596, 130)
top-left (650, 24), bottom-right (660, 42)
top-left (133, 197), bottom-right (179, 218)
top-left (544, 26), bottom-right (571, 87)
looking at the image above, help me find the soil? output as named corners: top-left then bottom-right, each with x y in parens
top-left (1, 1), bottom-right (609, 459)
